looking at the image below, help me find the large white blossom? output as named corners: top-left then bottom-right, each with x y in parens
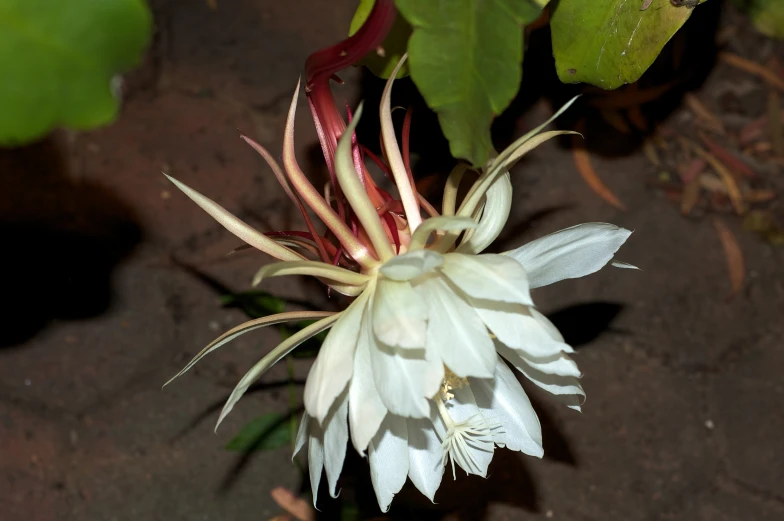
top-left (164, 57), bottom-right (635, 511)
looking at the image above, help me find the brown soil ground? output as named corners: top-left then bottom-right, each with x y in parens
top-left (1, 1), bottom-right (783, 520)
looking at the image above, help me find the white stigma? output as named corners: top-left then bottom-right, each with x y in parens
top-left (435, 392), bottom-right (500, 479)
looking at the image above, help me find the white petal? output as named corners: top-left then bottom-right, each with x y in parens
top-left (380, 249), bottom-right (444, 281)
top-left (368, 414), bottom-right (410, 512)
top-left (372, 278), bottom-right (427, 348)
top-left (455, 172), bottom-right (512, 255)
top-left (497, 343), bottom-right (585, 411)
top-left (304, 292), bottom-right (369, 424)
top-left (467, 300), bottom-right (572, 357)
top-left (520, 352), bottom-right (582, 378)
top-left (368, 309), bottom-right (444, 418)
top-left (504, 223), bottom-right (632, 289)
top-left (323, 391), bottom-right (349, 497)
top-left (308, 420), bottom-right (324, 507)
top-left (472, 357), bottom-right (543, 457)
top-left (440, 253), bottom-right (533, 305)
top-left (421, 276), bottom-right (495, 378)
top-left (348, 331), bottom-right (387, 455)
top-left (407, 407), bottom-right (445, 502)
top-left (292, 412), bottom-right (309, 460)
top-left (446, 385), bottom-right (495, 478)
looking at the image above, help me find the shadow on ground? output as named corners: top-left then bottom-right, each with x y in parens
top-left (0, 135), bottom-right (142, 348)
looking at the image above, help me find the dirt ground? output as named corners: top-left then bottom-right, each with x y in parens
top-left (1, 1), bottom-right (783, 520)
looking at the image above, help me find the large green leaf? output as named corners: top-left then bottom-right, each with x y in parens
top-left (225, 412), bottom-right (292, 452)
top-left (733, 0), bottom-right (784, 38)
top-left (0, 0), bottom-right (152, 145)
top-left (396, 0), bottom-right (549, 167)
top-left (550, 0), bottom-right (707, 90)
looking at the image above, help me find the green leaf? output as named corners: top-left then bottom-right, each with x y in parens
top-left (225, 413), bottom-right (293, 452)
top-left (0, 0), bottom-right (152, 145)
top-left (733, 0), bottom-right (784, 39)
top-left (396, 0), bottom-right (549, 167)
top-left (220, 291), bottom-right (287, 318)
top-left (349, 0), bottom-right (412, 78)
top-left (550, 0), bottom-right (706, 90)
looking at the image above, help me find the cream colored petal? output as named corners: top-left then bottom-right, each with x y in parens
top-left (455, 172), bottom-right (512, 255)
top-left (323, 391), bottom-right (349, 498)
top-left (349, 320), bottom-right (388, 455)
top-left (504, 223), bottom-right (632, 289)
top-left (304, 292), bottom-right (369, 424)
top-left (379, 249), bottom-right (444, 282)
top-left (372, 278), bottom-right (427, 349)
top-left (408, 215), bottom-right (477, 251)
top-left (440, 253), bottom-right (533, 306)
top-left (421, 276), bottom-right (495, 378)
top-left (368, 414), bottom-right (409, 512)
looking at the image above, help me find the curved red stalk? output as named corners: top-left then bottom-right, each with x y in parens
top-left (304, 0), bottom-right (396, 224)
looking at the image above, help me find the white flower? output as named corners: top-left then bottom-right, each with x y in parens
top-left (163, 56), bottom-right (635, 511)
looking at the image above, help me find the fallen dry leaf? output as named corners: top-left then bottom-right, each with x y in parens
top-left (719, 52), bottom-right (784, 91)
top-left (643, 139), bottom-right (662, 167)
top-left (677, 158), bottom-right (706, 184)
top-left (699, 134), bottom-right (756, 179)
top-left (270, 487), bottom-right (315, 521)
top-left (627, 105), bottom-right (648, 131)
top-left (713, 218), bottom-right (745, 301)
top-left (600, 109), bottom-right (632, 134)
top-left (680, 175), bottom-right (702, 215)
top-left (684, 94), bottom-right (725, 134)
top-left (744, 189), bottom-right (777, 203)
top-left (572, 122), bottom-right (626, 210)
top-left (769, 91), bottom-right (783, 157)
top-left (694, 147), bottom-right (747, 215)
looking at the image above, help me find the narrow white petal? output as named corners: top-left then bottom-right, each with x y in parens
top-left (323, 391), bottom-right (349, 497)
top-left (164, 311), bottom-right (334, 387)
top-left (308, 420), bottom-right (324, 507)
top-left (504, 223), bottom-right (632, 289)
top-left (368, 414), bottom-right (410, 512)
top-left (304, 293), bottom-right (369, 424)
top-left (421, 277), bottom-right (495, 378)
top-left (164, 174), bottom-right (302, 262)
top-left (292, 412), bottom-right (309, 460)
top-left (497, 343), bottom-right (585, 411)
top-left (372, 278), bottom-right (427, 348)
top-left (408, 215), bottom-right (478, 251)
top-left (447, 385), bottom-right (495, 478)
top-left (440, 253), bottom-right (533, 305)
top-left (455, 172), bottom-right (512, 255)
top-left (407, 408), bottom-right (445, 502)
top-left (467, 299), bottom-right (572, 357)
top-left (253, 259), bottom-right (369, 288)
top-left (368, 305), bottom-right (444, 418)
top-left (348, 329), bottom-right (388, 455)
top-left (611, 260), bottom-right (639, 270)
top-left (472, 357), bottom-right (543, 457)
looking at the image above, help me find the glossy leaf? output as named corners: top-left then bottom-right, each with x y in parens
top-left (396, 0), bottom-right (549, 167)
top-left (0, 0), bottom-right (152, 144)
top-left (550, 0), bottom-right (707, 89)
